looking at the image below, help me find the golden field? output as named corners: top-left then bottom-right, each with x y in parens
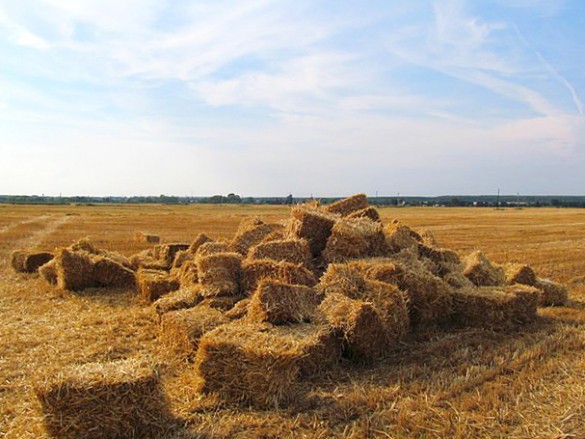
top-left (1, 203), bottom-right (585, 439)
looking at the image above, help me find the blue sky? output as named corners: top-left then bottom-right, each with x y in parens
top-left (0, 0), bottom-right (584, 197)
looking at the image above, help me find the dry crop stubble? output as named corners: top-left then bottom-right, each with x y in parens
top-left (1, 204), bottom-right (585, 438)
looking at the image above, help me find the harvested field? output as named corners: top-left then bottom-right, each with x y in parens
top-left (1, 203), bottom-right (585, 438)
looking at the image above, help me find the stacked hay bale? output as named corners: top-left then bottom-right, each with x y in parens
top-left (136, 269), bottom-right (179, 303)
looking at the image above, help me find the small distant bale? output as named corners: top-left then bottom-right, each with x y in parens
top-left (11, 250), bottom-right (54, 273)
top-left (318, 263), bottom-right (368, 299)
top-left (240, 259), bottom-right (317, 294)
top-left (288, 205), bottom-right (338, 256)
top-left (225, 298), bottom-right (250, 320)
top-left (248, 239), bottom-right (312, 267)
top-left (92, 257), bottom-right (136, 289)
top-left (535, 278), bottom-right (569, 306)
top-left (346, 206), bottom-right (381, 222)
top-left (154, 243), bottom-right (189, 267)
top-left (188, 233), bottom-right (214, 254)
top-left (152, 287), bottom-right (202, 318)
top-left (325, 194), bottom-right (369, 217)
top-left (503, 263), bottom-right (537, 286)
top-left (231, 219), bottom-right (284, 255)
top-left (248, 280), bottom-right (323, 325)
top-left (160, 306), bottom-right (228, 362)
top-left (55, 249), bottom-right (95, 291)
top-left (323, 217), bottom-right (387, 263)
top-left (175, 259), bottom-right (199, 286)
top-left (136, 269), bottom-right (180, 303)
top-left (194, 322), bottom-right (338, 408)
top-left (33, 358), bottom-right (173, 439)
top-left (463, 251), bottom-right (506, 287)
top-left (195, 241), bottom-right (230, 258)
top-left (39, 259), bottom-right (58, 285)
top-left (384, 222), bottom-right (422, 253)
top-left (134, 231), bottom-right (161, 244)
top-left (319, 293), bottom-right (388, 363)
top-left (196, 253), bottom-right (242, 297)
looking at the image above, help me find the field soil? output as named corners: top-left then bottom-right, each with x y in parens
top-left (1, 204), bottom-right (584, 438)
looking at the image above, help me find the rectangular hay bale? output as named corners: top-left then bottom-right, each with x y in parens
top-left (11, 250), bottom-right (54, 273)
top-left (463, 251), bottom-right (505, 287)
top-left (323, 217), bottom-right (387, 263)
top-left (136, 269), bottom-right (180, 303)
top-left (152, 287), bottom-right (202, 317)
top-left (240, 259), bottom-right (317, 294)
top-left (196, 252), bottom-right (242, 297)
top-left (325, 193), bottom-right (369, 217)
top-left (289, 206), bottom-right (338, 256)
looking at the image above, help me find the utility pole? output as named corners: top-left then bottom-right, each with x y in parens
top-left (496, 188), bottom-right (500, 209)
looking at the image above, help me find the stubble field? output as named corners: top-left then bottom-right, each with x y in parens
top-left (1, 203), bottom-right (584, 438)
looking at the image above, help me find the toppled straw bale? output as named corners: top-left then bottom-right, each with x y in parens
top-left (325, 194), bottom-right (369, 217)
top-left (160, 305), bottom-right (228, 361)
top-left (34, 358), bottom-right (173, 439)
top-left (11, 250), bottom-right (53, 273)
top-left (225, 298), bottom-right (250, 320)
top-left (319, 293), bottom-right (388, 363)
top-left (248, 239), bottom-right (312, 266)
top-left (503, 263), bottom-right (537, 286)
top-left (418, 228), bottom-right (439, 247)
top-left (133, 231), bottom-right (160, 243)
top-left (153, 243), bottom-right (189, 267)
top-left (136, 269), bottom-right (180, 303)
top-left (196, 252), bottom-right (242, 297)
top-left (188, 233), bottom-right (214, 253)
top-left (55, 249), bottom-right (95, 291)
top-left (248, 280), bottom-right (323, 324)
top-left (347, 206), bottom-right (381, 222)
top-left (194, 322), bottom-right (338, 408)
top-left (174, 259), bottom-right (198, 286)
top-left (288, 205), bottom-right (338, 256)
top-left (231, 219), bottom-right (284, 255)
top-left (463, 251), bottom-right (505, 286)
top-left (199, 295), bottom-right (245, 311)
top-left (535, 278), bottom-right (569, 306)
top-left (323, 217), bottom-right (387, 263)
top-left (318, 263), bottom-right (368, 299)
top-left (92, 256), bottom-right (136, 289)
top-left (362, 280), bottom-right (410, 344)
top-left (195, 241), bottom-right (230, 258)
top-left (68, 238), bottom-right (132, 269)
top-left (171, 250), bottom-right (193, 269)
top-left (240, 259), bottom-right (317, 293)
top-left (39, 259), bottom-right (58, 285)
top-left (152, 287), bottom-right (202, 318)
top-left (129, 249), bottom-right (169, 271)
top-left (384, 221), bottom-right (422, 253)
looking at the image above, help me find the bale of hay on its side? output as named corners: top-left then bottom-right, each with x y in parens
top-left (247, 280), bottom-right (323, 325)
top-left (198, 295), bottom-right (246, 311)
top-left (33, 358), bottom-right (173, 439)
top-left (174, 259), bottom-right (198, 287)
top-left (171, 250), bottom-right (193, 269)
top-left (288, 205), bottom-right (339, 257)
top-left (384, 221), bottom-right (422, 254)
top-left (55, 248), bottom-right (96, 291)
top-left (346, 206), bottom-right (381, 222)
top-left (39, 259), bottom-right (58, 285)
top-left (160, 305), bottom-right (228, 362)
top-left (136, 269), bottom-right (180, 303)
top-left (418, 245), bottom-right (461, 274)
top-left (196, 252), bottom-right (242, 297)
top-left (362, 280), bottom-right (410, 344)
top-left (92, 256), bottom-right (136, 289)
top-left (129, 249), bottom-right (169, 271)
top-left (11, 250), bottom-right (54, 273)
top-left (154, 243), bottom-right (190, 267)
top-left (152, 287), bottom-right (202, 318)
top-left (10, 251), bottom-right (27, 272)
top-left (323, 217), bottom-right (387, 263)
top-left (535, 278), bottom-right (569, 306)
top-left (505, 284), bottom-right (540, 322)
top-left (317, 263), bottom-right (368, 299)
top-left (240, 259), bottom-right (317, 294)
top-left (325, 193), bottom-right (369, 217)
top-left (247, 239), bottom-right (312, 267)
top-left (230, 219), bottom-right (284, 255)
top-left (503, 263), bottom-right (537, 286)
top-left (194, 241), bottom-right (230, 258)
top-left (418, 228), bottom-right (439, 247)
top-left (463, 251), bottom-right (506, 287)
top-left (224, 298), bottom-right (251, 320)
top-left (134, 231), bottom-right (161, 244)
top-left (188, 233), bottom-right (214, 254)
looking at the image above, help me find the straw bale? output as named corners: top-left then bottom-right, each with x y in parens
top-left (10, 250), bottom-right (27, 272)
top-left (160, 305), bottom-right (228, 361)
top-left (289, 205), bottom-right (338, 256)
top-left (419, 245), bottom-right (462, 277)
top-left (535, 278), bottom-right (569, 306)
top-left (92, 256), bottom-right (136, 289)
top-left (134, 231), bottom-right (160, 243)
top-left (196, 252), bottom-right (242, 297)
top-left (418, 228), bottom-right (439, 247)
top-left (33, 358), bottom-right (172, 439)
top-left (463, 250), bottom-right (505, 286)
top-left (129, 249), bottom-right (169, 271)
top-left (175, 259), bottom-right (199, 286)
top-left (136, 269), bottom-right (180, 303)
top-left (39, 259), bottom-right (58, 285)
top-left (323, 217), bottom-right (387, 263)
top-left (195, 241), bottom-right (230, 258)
top-left (194, 322), bottom-right (337, 408)
top-left (260, 228), bottom-right (287, 243)
top-left (384, 222), bottom-right (422, 253)
top-left (241, 259), bottom-right (317, 294)
top-left (152, 287), bottom-right (202, 317)
top-left (325, 194), bottom-right (369, 217)
top-left (188, 233), bottom-right (214, 253)
top-left (11, 250), bottom-right (53, 273)
top-left (154, 243), bottom-right (189, 266)
top-left (248, 239), bottom-right (312, 266)
top-left (225, 298), bottom-right (250, 320)
top-left (55, 249), bottom-right (96, 291)
top-left (503, 263), bottom-right (537, 286)
top-left (198, 295), bottom-right (246, 311)
top-left (362, 280), bottom-right (410, 343)
top-left (346, 206), bottom-right (381, 222)
top-left (319, 293), bottom-right (388, 363)
top-left (171, 250), bottom-right (193, 269)
top-left (231, 220), bottom-right (284, 255)
top-left (505, 284), bottom-right (540, 321)
top-left (248, 280), bottom-right (323, 324)
top-left (317, 263), bottom-right (368, 299)
top-left (443, 270), bottom-right (475, 290)
top-left (360, 261), bottom-right (404, 285)
top-left (68, 237), bottom-right (100, 254)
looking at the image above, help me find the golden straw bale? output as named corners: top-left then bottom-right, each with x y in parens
top-left (359, 260), bottom-right (404, 285)
top-left (39, 259), bottom-right (58, 285)
top-left (196, 252), bottom-right (242, 297)
top-left (317, 263), bottom-right (368, 299)
top-left (319, 293), bottom-right (388, 363)
top-left (92, 256), bottom-right (136, 289)
top-left (134, 231), bottom-right (161, 244)
top-left (418, 228), bottom-right (439, 247)
top-left (225, 298), bottom-right (250, 320)
top-left (129, 249), bottom-right (169, 271)
top-left (248, 239), bottom-right (312, 266)
top-left (188, 233), bottom-right (214, 253)
top-left (231, 219), bottom-right (284, 255)
top-left (362, 280), bottom-right (410, 343)
top-left (33, 358), bottom-right (173, 439)
top-left (10, 250), bottom-right (27, 272)
top-left (240, 259), bottom-right (317, 294)
top-left (346, 206), bottom-right (381, 222)
top-left (535, 278), bottom-right (569, 306)
top-left (171, 250), bottom-right (193, 269)
top-left (503, 263), bottom-right (537, 286)
top-left (152, 287), bottom-right (202, 317)
top-left (325, 194), bottom-right (369, 217)
top-left (55, 248), bottom-right (96, 291)
top-left (194, 322), bottom-right (337, 408)
top-left (288, 205), bottom-right (339, 256)
top-left (260, 228), bottom-right (287, 243)
top-left (248, 280), bottom-right (324, 324)
top-left (160, 305), bottom-right (228, 362)
top-left (323, 217), bottom-right (387, 263)
top-left (195, 241), bottom-right (230, 258)
top-left (384, 221), bottom-right (422, 253)
top-left (68, 237), bottom-right (100, 254)
top-left (463, 250), bottom-right (506, 286)
top-left (418, 245), bottom-right (462, 277)
top-left (11, 250), bottom-right (54, 273)
top-left (136, 269), bottom-right (180, 303)
top-left (175, 259), bottom-right (198, 286)
top-left (505, 284), bottom-right (540, 321)
top-left (198, 295), bottom-right (246, 311)
top-left (154, 243), bottom-right (189, 267)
